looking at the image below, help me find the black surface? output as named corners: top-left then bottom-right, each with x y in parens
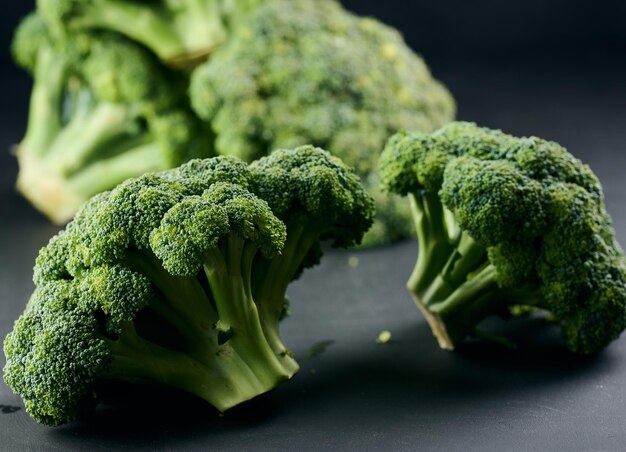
top-left (2, 2), bottom-right (626, 451)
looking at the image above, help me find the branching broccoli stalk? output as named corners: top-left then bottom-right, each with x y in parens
top-left (4, 146), bottom-right (374, 426)
top-left (190, 0), bottom-right (455, 246)
top-left (37, 0), bottom-right (265, 67)
top-left (247, 147), bottom-right (375, 359)
top-left (380, 121), bottom-right (626, 353)
top-left (12, 14), bottom-right (212, 223)
top-left (406, 190), bottom-right (542, 348)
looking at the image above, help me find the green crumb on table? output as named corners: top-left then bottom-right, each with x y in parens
top-left (348, 256), bottom-right (360, 268)
top-left (377, 330), bottom-right (392, 344)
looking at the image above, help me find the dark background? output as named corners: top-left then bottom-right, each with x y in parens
top-left (2, 0), bottom-right (626, 189)
top-left (1, 1), bottom-right (626, 450)
top-left (3, 1), bottom-right (626, 66)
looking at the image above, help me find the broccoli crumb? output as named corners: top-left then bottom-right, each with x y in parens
top-left (377, 330), bottom-right (392, 344)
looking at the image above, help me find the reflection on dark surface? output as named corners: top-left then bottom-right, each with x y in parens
top-left (303, 340), bottom-right (335, 362)
top-left (0, 405), bottom-right (21, 414)
top-left (46, 314), bottom-right (607, 447)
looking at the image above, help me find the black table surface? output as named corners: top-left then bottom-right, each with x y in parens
top-left (1, 60), bottom-right (626, 451)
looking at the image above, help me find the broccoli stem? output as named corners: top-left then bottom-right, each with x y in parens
top-left (125, 250), bottom-right (219, 345)
top-left (18, 47), bottom-right (67, 157)
top-left (122, 245), bottom-right (296, 407)
top-left (407, 192), bottom-right (456, 297)
top-left (407, 191), bottom-right (526, 349)
top-left (16, 99), bottom-right (168, 223)
top-left (252, 220), bottom-right (321, 371)
top-left (67, 142), bottom-right (168, 196)
top-left (105, 322), bottom-right (269, 412)
top-left (66, 0), bottom-right (226, 64)
top-left (44, 103), bottom-right (143, 173)
top-left (203, 236), bottom-right (296, 386)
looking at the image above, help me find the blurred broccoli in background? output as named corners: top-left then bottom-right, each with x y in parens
top-left (190, 0), bottom-right (456, 246)
top-left (12, 14), bottom-right (212, 223)
top-left (37, 0), bottom-right (264, 68)
top-left (13, 0), bottom-right (453, 243)
top-left (380, 122), bottom-right (626, 354)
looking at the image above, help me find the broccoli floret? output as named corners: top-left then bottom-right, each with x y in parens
top-left (379, 121), bottom-right (626, 354)
top-left (37, 0), bottom-right (264, 67)
top-left (190, 0), bottom-right (455, 246)
top-left (248, 146), bottom-right (375, 355)
top-left (4, 146), bottom-right (374, 426)
top-left (12, 14), bottom-right (212, 224)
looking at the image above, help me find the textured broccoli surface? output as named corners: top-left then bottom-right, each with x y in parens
top-left (4, 146), bottom-right (374, 426)
top-left (190, 0), bottom-right (455, 246)
top-left (37, 0), bottom-right (263, 67)
top-left (380, 121), bottom-right (626, 354)
top-left (12, 14), bottom-right (212, 223)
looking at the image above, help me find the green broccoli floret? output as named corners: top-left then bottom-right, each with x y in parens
top-left (37, 0), bottom-right (264, 67)
top-left (190, 0), bottom-right (455, 246)
top-left (4, 146), bottom-right (374, 426)
top-left (248, 146), bottom-right (375, 355)
top-left (12, 14), bottom-right (212, 224)
top-left (379, 121), bottom-right (626, 354)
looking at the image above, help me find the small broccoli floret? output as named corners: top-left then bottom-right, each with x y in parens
top-left (4, 147), bottom-right (373, 426)
top-left (12, 15), bottom-right (212, 223)
top-left (379, 121), bottom-right (626, 354)
top-left (190, 0), bottom-right (455, 246)
top-left (37, 0), bottom-right (263, 67)
top-left (248, 146), bottom-right (375, 356)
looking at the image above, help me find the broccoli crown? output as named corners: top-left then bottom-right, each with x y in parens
top-left (190, 0), bottom-right (454, 246)
top-left (249, 146), bottom-right (375, 248)
top-left (4, 147), bottom-right (373, 425)
top-left (249, 146), bottom-right (375, 284)
top-left (12, 15), bottom-right (213, 223)
top-left (191, 0), bottom-right (454, 168)
top-left (37, 0), bottom-right (264, 66)
top-left (380, 121), bottom-right (626, 353)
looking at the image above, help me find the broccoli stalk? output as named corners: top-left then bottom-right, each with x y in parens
top-left (380, 122), bottom-right (626, 354)
top-left (406, 190), bottom-right (541, 349)
top-left (17, 95), bottom-right (165, 221)
top-left (112, 187), bottom-right (298, 410)
top-left (4, 148), bottom-right (374, 426)
top-left (12, 15), bottom-right (212, 223)
top-left (248, 146), bottom-right (375, 360)
top-left (103, 321), bottom-right (274, 414)
top-left (251, 218), bottom-right (324, 368)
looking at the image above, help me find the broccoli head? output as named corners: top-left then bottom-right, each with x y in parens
top-left (37, 0), bottom-right (264, 68)
top-left (12, 14), bottom-right (212, 223)
top-left (379, 121), bottom-right (626, 354)
top-left (4, 146), bottom-right (374, 426)
top-left (190, 0), bottom-right (455, 246)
